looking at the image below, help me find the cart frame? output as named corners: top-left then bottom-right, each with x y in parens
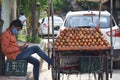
top-left (46, 0), bottom-right (113, 80)
top-left (52, 49), bottom-right (111, 80)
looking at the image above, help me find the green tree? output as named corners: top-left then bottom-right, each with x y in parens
top-left (17, 0), bottom-right (73, 41)
top-left (39, 0), bottom-right (48, 12)
top-left (53, 0), bottom-right (72, 14)
top-left (103, 0), bottom-right (119, 24)
top-left (77, 1), bottom-right (99, 10)
top-left (17, 0), bottom-right (41, 43)
top-left (39, 0), bottom-right (72, 16)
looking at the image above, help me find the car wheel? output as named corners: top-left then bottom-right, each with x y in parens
top-left (38, 33), bottom-right (44, 38)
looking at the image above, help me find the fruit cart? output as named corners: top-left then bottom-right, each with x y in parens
top-left (52, 28), bottom-right (111, 80)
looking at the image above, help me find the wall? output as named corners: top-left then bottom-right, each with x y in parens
top-left (1, 0), bottom-right (16, 32)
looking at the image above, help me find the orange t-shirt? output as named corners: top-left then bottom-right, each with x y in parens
top-left (1, 29), bottom-right (21, 59)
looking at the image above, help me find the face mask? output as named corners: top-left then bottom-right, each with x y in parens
top-left (12, 28), bottom-right (19, 35)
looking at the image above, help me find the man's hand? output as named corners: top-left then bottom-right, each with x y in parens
top-left (23, 43), bottom-right (29, 48)
top-left (19, 43), bottom-right (29, 51)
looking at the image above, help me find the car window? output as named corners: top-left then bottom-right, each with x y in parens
top-left (44, 16), bottom-right (63, 23)
top-left (64, 15), bottom-right (111, 29)
top-left (42, 18), bottom-right (44, 23)
top-left (54, 17), bottom-right (63, 23)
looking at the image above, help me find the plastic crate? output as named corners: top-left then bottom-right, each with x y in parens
top-left (0, 76), bottom-right (27, 80)
top-left (5, 60), bottom-right (27, 76)
top-left (79, 56), bottom-right (101, 73)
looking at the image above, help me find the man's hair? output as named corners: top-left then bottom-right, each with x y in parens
top-left (9, 19), bottom-right (23, 29)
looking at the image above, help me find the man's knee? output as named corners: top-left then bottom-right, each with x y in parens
top-left (26, 57), bottom-right (40, 67)
top-left (34, 46), bottom-right (40, 50)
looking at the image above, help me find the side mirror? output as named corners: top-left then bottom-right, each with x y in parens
top-left (39, 18), bottom-right (43, 24)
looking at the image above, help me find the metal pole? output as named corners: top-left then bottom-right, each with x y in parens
top-left (110, 0), bottom-right (113, 78)
top-left (48, 0), bottom-right (51, 69)
top-left (48, 0), bottom-right (50, 40)
top-left (51, 0), bottom-right (55, 69)
top-left (98, 0), bottom-right (102, 29)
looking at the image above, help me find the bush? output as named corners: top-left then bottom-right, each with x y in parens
top-left (26, 35), bottom-right (41, 43)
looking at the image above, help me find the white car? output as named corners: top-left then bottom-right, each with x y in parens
top-left (59, 10), bottom-right (120, 55)
top-left (38, 16), bottom-right (63, 38)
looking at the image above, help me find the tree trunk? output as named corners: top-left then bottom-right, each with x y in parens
top-left (0, 49), bottom-right (5, 75)
top-left (31, 0), bottom-right (38, 39)
top-left (0, 19), bottom-right (5, 76)
top-left (0, 0), bottom-right (5, 76)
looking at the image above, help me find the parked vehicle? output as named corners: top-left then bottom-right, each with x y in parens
top-left (38, 15), bottom-right (63, 38)
top-left (58, 10), bottom-right (120, 58)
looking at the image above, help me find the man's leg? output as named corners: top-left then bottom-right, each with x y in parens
top-left (16, 46), bottom-right (53, 65)
top-left (26, 56), bottom-right (40, 80)
top-left (16, 56), bottom-right (40, 80)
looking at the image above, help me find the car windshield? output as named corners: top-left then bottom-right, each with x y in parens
top-left (64, 15), bottom-right (110, 28)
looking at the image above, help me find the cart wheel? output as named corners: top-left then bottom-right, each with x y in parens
top-left (98, 70), bottom-right (103, 80)
top-left (52, 68), bottom-right (60, 80)
top-left (52, 68), bottom-right (57, 80)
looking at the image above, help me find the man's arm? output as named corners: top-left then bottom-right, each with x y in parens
top-left (1, 33), bottom-right (20, 54)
